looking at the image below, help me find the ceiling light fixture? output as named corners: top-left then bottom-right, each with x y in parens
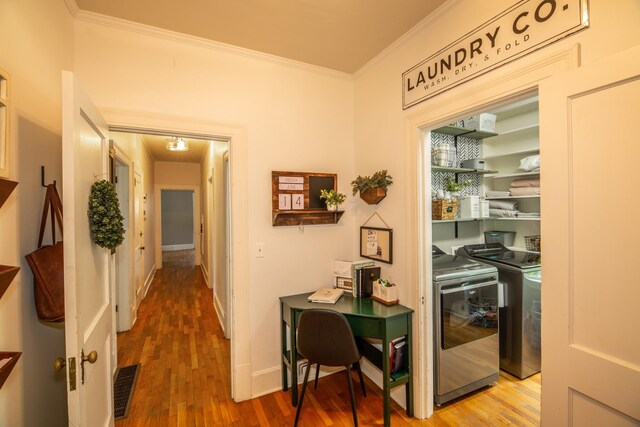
top-left (166, 137), bottom-right (189, 152)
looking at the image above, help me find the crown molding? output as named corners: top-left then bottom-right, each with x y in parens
top-left (354, 0), bottom-right (457, 78)
top-left (75, 10), bottom-right (353, 81)
top-left (64, 0), bottom-right (79, 17)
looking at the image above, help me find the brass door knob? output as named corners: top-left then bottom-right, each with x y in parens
top-left (54, 357), bottom-right (66, 372)
top-left (82, 350), bottom-right (98, 364)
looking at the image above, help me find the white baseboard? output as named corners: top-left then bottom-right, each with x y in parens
top-left (214, 293), bottom-right (227, 336)
top-left (162, 244), bottom-right (195, 251)
top-left (360, 359), bottom-right (406, 409)
top-left (250, 363), bottom-right (342, 399)
top-left (200, 264), bottom-right (211, 288)
top-left (143, 265), bottom-right (156, 297)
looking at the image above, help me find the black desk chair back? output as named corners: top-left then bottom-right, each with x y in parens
top-left (294, 308), bottom-right (366, 426)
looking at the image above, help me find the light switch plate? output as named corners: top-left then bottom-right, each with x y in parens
top-left (256, 242), bottom-right (265, 258)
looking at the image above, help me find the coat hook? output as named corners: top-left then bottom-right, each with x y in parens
top-left (41, 166), bottom-right (56, 188)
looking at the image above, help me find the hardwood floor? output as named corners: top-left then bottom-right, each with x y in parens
top-left (116, 250), bottom-right (540, 426)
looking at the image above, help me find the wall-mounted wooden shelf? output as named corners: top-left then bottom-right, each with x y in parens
top-left (0, 352), bottom-right (22, 389)
top-left (0, 178), bottom-right (18, 209)
top-left (0, 265), bottom-right (19, 300)
top-left (272, 171), bottom-right (345, 227)
top-left (272, 209), bottom-right (344, 227)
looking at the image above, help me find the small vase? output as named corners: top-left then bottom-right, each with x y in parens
top-left (327, 204), bottom-right (338, 211)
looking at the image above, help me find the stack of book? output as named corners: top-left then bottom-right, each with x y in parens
top-left (390, 337), bottom-right (407, 375)
top-left (333, 260), bottom-right (374, 295)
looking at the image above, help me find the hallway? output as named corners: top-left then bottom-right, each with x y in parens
top-left (116, 250), bottom-right (540, 426)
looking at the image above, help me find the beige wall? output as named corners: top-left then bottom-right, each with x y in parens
top-left (111, 131), bottom-right (156, 284)
top-left (0, 1), bottom-right (74, 426)
top-left (155, 161), bottom-right (201, 186)
top-left (74, 18), bottom-right (357, 395)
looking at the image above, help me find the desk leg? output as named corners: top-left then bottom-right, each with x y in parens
top-left (406, 315), bottom-right (414, 417)
top-left (280, 302), bottom-right (288, 392)
top-left (289, 309), bottom-right (299, 407)
top-left (382, 325), bottom-right (391, 427)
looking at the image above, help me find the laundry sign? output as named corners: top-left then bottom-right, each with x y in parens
top-left (402, 0), bottom-right (589, 109)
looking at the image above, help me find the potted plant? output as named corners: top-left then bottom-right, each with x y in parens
top-left (319, 189), bottom-right (346, 211)
top-left (445, 177), bottom-right (472, 198)
top-left (351, 170), bottom-right (393, 204)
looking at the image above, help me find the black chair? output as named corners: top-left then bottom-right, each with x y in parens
top-left (294, 309), bottom-right (366, 426)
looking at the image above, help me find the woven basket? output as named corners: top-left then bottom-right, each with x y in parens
top-left (432, 199), bottom-right (459, 220)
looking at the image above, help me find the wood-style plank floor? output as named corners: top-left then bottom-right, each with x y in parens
top-left (116, 250), bottom-right (541, 426)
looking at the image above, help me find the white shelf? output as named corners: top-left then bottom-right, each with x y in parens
top-left (483, 148), bottom-right (539, 160)
top-left (487, 171), bottom-right (540, 179)
top-left (433, 218), bottom-right (484, 224)
top-left (485, 195), bottom-right (540, 200)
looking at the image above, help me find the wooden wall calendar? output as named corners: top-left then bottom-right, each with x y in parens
top-left (271, 171), bottom-right (344, 227)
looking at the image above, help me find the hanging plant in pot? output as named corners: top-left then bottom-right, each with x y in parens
top-left (351, 170), bottom-right (393, 205)
top-left (87, 180), bottom-right (125, 251)
top-left (319, 189), bottom-right (346, 211)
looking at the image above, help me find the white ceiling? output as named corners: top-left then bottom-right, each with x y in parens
top-left (75, 0), bottom-right (447, 73)
top-left (141, 134), bottom-right (211, 163)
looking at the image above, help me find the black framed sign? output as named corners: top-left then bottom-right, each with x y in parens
top-left (360, 226), bottom-right (393, 264)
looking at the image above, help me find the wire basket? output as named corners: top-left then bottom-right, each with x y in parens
top-left (525, 235), bottom-right (541, 252)
top-left (432, 199), bottom-right (459, 220)
top-left (335, 276), bottom-right (353, 294)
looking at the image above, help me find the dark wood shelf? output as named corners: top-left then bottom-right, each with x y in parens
top-left (0, 265), bottom-right (19, 300)
top-left (432, 125), bottom-right (497, 140)
top-left (0, 178), bottom-right (18, 209)
top-left (272, 209), bottom-right (344, 227)
top-left (0, 352), bottom-right (22, 389)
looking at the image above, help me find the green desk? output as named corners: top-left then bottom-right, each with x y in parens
top-left (280, 292), bottom-right (414, 427)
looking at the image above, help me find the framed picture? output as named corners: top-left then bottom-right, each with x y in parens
top-left (360, 226), bottom-right (393, 264)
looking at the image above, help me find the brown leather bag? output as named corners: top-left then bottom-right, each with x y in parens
top-left (25, 184), bottom-right (65, 322)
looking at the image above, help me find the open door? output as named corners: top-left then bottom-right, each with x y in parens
top-left (540, 46), bottom-right (640, 425)
top-left (62, 71), bottom-right (114, 426)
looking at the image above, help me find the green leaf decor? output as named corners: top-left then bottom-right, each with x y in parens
top-left (88, 180), bottom-right (125, 250)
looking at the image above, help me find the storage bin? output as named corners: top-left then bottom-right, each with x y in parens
top-left (464, 113), bottom-right (496, 132)
top-left (484, 231), bottom-right (515, 246)
top-left (459, 196), bottom-right (480, 219)
top-left (525, 235), bottom-right (541, 252)
top-left (432, 199), bottom-right (458, 220)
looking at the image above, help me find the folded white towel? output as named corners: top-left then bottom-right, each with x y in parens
top-left (510, 178), bottom-right (540, 188)
top-left (517, 212), bottom-right (540, 218)
top-left (486, 190), bottom-right (511, 197)
top-left (519, 155), bottom-right (540, 172)
top-left (489, 200), bottom-right (519, 210)
top-left (489, 209), bottom-right (518, 218)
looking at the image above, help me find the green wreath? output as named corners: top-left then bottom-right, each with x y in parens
top-left (88, 180), bottom-right (125, 250)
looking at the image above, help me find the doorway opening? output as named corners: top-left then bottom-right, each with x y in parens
top-left (427, 94), bottom-right (541, 415)
top-left (108, 127), bottom-right (236, 405)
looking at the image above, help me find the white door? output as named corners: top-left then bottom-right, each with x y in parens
top-left (62, 71), bottom-right (114, 426)
top-left (540, 46), bottom-right (640, 425)
top-left (224, 152), bottom-right (231, 339)
top-left (134, 170), bottom-right (144, 309)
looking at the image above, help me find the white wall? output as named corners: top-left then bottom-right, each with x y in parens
top-left (111, 131), bottom-right (156, 287)
top-left (0, 1), bottom-right (74, 426)
top-left (353, 0), bottom-right (640, 414)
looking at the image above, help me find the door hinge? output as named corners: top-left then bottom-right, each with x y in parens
top-left (115, 304), bottom-right (119, 312)
top-left (115, 176), bottom-right (118, 184)
top-left (421, 296), bottom-right (425, 305)
top-left (68, 357), bottom-right (77, 391)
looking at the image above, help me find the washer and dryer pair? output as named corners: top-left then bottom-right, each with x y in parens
top-left (457, 243), bottom-right (542, 380)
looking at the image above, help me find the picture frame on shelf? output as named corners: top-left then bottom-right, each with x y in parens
top-left (360, 226), bottom-right (393, 264)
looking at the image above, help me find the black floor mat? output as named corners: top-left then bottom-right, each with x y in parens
top-left (113, 364), bottom-right (140, 420)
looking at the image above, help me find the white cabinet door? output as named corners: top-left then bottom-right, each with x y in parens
top-left (62, 71), bottom-right (114, 427)
top-left (540, 46), bottom-right (640, 425)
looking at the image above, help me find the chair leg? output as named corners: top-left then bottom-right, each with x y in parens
top-left (314, 363), bottom-right (321, 389)
top-left (345, 364), bottom-right (358, 427)
top-left (354, 361), bottom-right (367, 397)
top-left (294, 361), bottom-right (312, 427)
